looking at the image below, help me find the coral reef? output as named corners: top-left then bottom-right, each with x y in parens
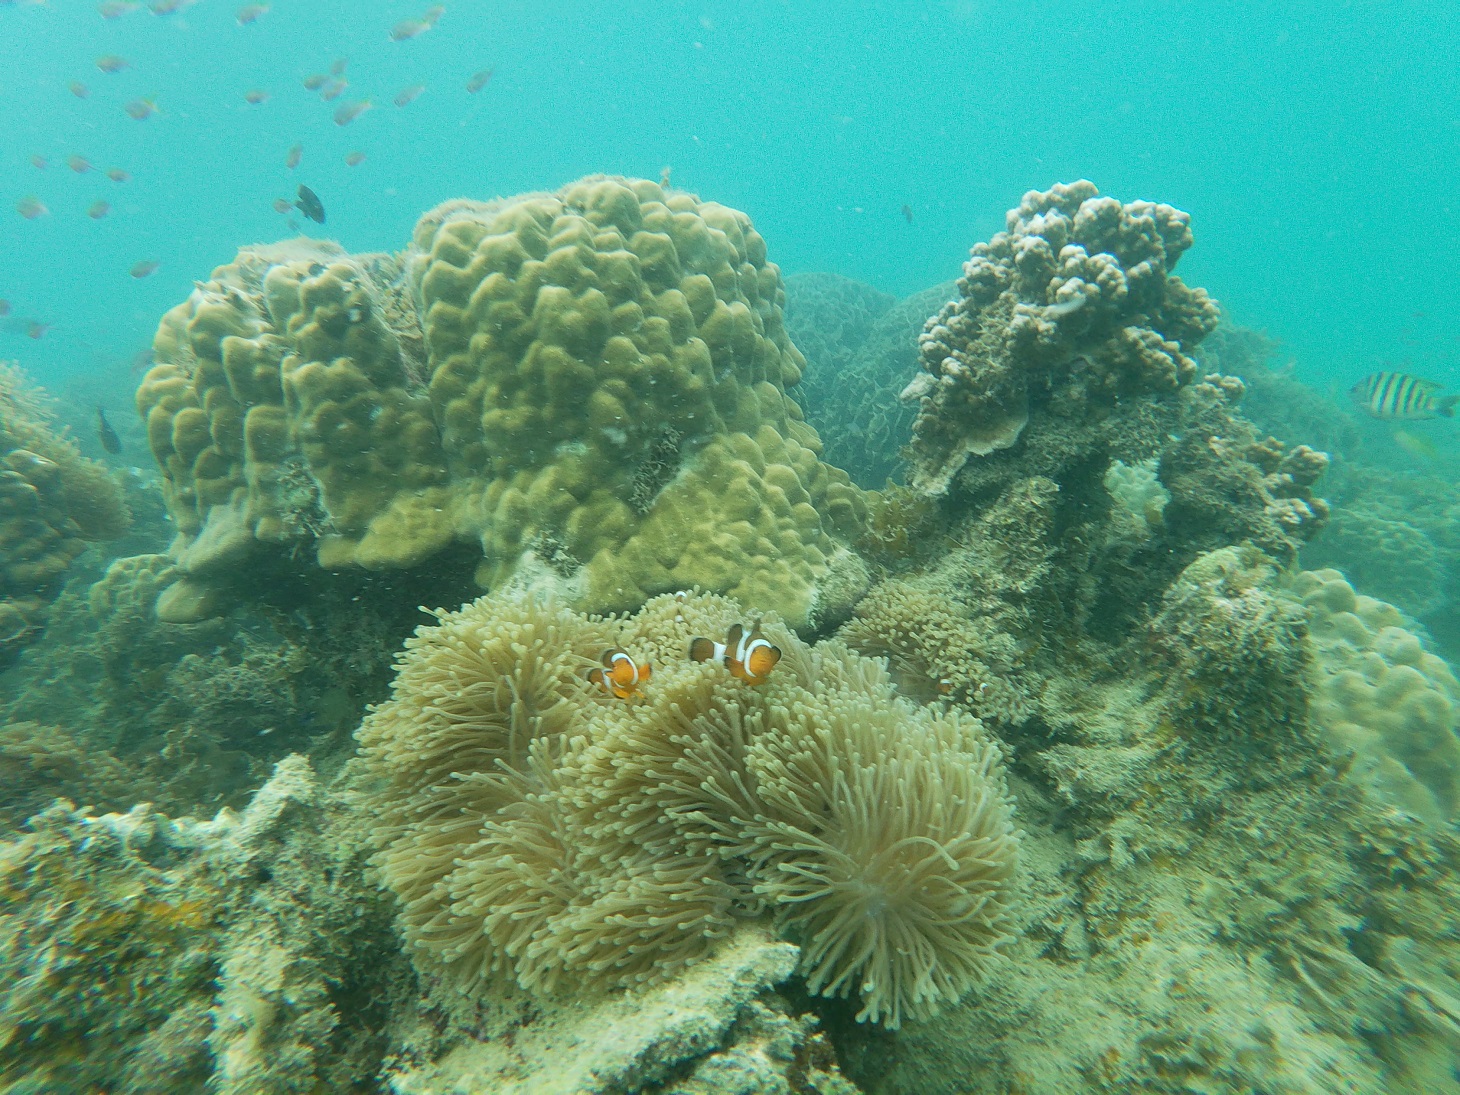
top-left (0, 361), bottom-right (130, 663)
top-left (0, 547), bottom-right (444, 819)
top-left (905, 181), bottom-right (1220, 495)
top-left (387, 925), bottom-right (859, 1095)
top-left (355, 588), bottom-right (1020, 1029)
top-left (785, 275), bottom-right (957, 488)
top-left (857, 553), bottom-right (1460, 1095)
top-left (1296, 568), bottom-right (1460, 825)
top-left (136, 176), bottom-right (867, 629)
top-left (0, 757), bottom-right (399, 1094)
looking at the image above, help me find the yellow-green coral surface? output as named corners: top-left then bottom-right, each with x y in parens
top-left (136, 177), bottom-right (866, 627)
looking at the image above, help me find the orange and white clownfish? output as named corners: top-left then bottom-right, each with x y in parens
top-left (587, 648), bottom-right (651, 700)
top-left (688, 622), bottom-right (781, 686)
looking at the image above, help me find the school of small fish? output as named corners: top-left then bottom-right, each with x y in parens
top-left (4, 0), bottom-right (497, 322)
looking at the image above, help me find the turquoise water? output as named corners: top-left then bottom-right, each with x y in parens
top-left (3, 0), bottom-right (1457, 391)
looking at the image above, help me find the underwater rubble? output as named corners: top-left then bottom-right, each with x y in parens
top-left (4, 177), bottom-right (1460, 1094)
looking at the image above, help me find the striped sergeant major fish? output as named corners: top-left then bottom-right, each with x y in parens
top-left (1349, 371), bottom-right (1458, 420)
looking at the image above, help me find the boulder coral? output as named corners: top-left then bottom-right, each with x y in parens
top-left (355, 589), bottom-right (1020, 1028)
top-left (1295, 568), bottom-right (1460, 825)
top-left (0, 361), bottom-right (129, 660)
top-left (905, 181), bottom-right (1221, 495)
top-left (136, 176), bottom-right (867, 628)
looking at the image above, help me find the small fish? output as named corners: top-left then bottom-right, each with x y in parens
top-left (344, 150), bottom-right (366, 167)
top-left (236, 3), bottom-right (267, 24)
top-left (87, 200), bottom-right (110, 219)
top-left (659, 165), bottom-right (672, 188)
top-left (902, 204), bottom-right (913, 224)
top-left (29, 154), bottom-right (46, 169)
top-left (130, 259), bottom-right (159, 278)
top-left (1350, 371), bottom-right (1457, 420)
top-left (330, 56), bottom-right (348, 75)
top-left (688, 622), bottom-right (782, 686)
top-left (302, 73), bottom-right (328, 91)
top-left (149, 0), bottom-right (188, 13)
top-left (68, 80), bottom-right (90, 99)
top-left (0, 300), bottom-right (9, 317)
top-left (1393, 428), bottom-right (1439, 461)
top-left (98, 0), bottom-right (140, 17)
top-left (27, 321), bottom-right (51, 340)
top-left (389, 17), bottom-right (428, 40)
top-left (586, 648), bottom-right (651, 700)
top-left (320, 78), bottom-right (347, 101)
top-left (466, 67), bottom-right (493, 93)
top-left (285, 143), bottom-right (302, 169)
top-left (68, 154), bottom-right (93, 173)
top-left (107, 167), bottom-right (131, 182)
top-left (95, 54), bottom-right (131, 73)
top-left (333, 98), bottom-right (371, 125)
top-left (16, 197), bottom-right (48, 220)
top-left (272, 197), bottom-right (293, 214)
top-left (244, 89), bottom-right (269, 105)
top-left (125, 97), bottom-right (158, 120)
top-left (294, 184), bottom-right (325, 223)
top-left (393, 83), bottom-right (425, 107)
top-left (422, 4), bottom-right (444, 25)
top-left (96, 407), bottom-right (122, 454)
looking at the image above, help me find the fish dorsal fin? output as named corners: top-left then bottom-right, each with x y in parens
top-left (725, 623), bottom-right (745, 660)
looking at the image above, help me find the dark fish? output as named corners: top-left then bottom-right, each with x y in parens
top-left (88, 200), bottom-right (111, 219)
top-left (344, 150), bottom-right (366, 167)
top-left (97, 407), bottom-right (122, 454)
top-left (236, 3), bottom-right (268, 24)
top-left (27, 321), bottom-right (50, 339)
top-left (107, 167), bottom-right (131, 182)
top-left (68, 154), bottom-right (93, 173)
top-left (330, 56), bottom-right (349, 76)
top-left (69, 80), bottom-right (90, 98)
top-left (272, 197), bottom-right (293, 214)
top-left (29, 154), bottom-right (46, 169)
top-left (466, 67), bottom-right (493, 93)
top-left (302, 73), bottom-right (328, 91)
top-left (244, 89), bottom-right (269, 105)
top-left (16, 197), bottom-right (47, 220)
top-left (125, 97), bottom-right (158, 120)
top-left (96, 54), bottom-right (131, 73)
top-left (902, 204), bottom-right (913, 224)
top-left (1350, 371), bottom-right (1457, 420)
top-left (130, 259), bottom-right (160, 278)
top-left (295, 184), bottom-right (325, 224)
top-left (286, 143), bottom-right (303, 170)
top-left (0, 300), bottom-right (9, 317)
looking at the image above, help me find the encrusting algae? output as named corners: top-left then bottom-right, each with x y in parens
top-left (355, 588), bottom-right (1020, 1028)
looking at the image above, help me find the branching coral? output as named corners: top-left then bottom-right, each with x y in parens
top-left (356, 589), bottom-right (1019, 1027)
top-left (904, 181), bottom-right (1220, 495)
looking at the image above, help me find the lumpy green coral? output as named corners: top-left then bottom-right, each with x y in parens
top-left (1296, 568), bottom-right (1460, 824)
top-left (356, 588), bottom-right (1019, 1028)
top-left (137, 177), bottom-right (866, 628)
top-left (0, 361), bottom-right (130, 660)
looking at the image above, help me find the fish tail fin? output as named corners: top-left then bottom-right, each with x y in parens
top-left (1441, 394), bottom-right (1458, 418)
top-left (688, 638), bottom-right (717, 663)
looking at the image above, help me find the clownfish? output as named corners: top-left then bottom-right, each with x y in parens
top-left (689, 622), bottom-right (782, 686)
top-left (587, 648), bottom-right (651, 700)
